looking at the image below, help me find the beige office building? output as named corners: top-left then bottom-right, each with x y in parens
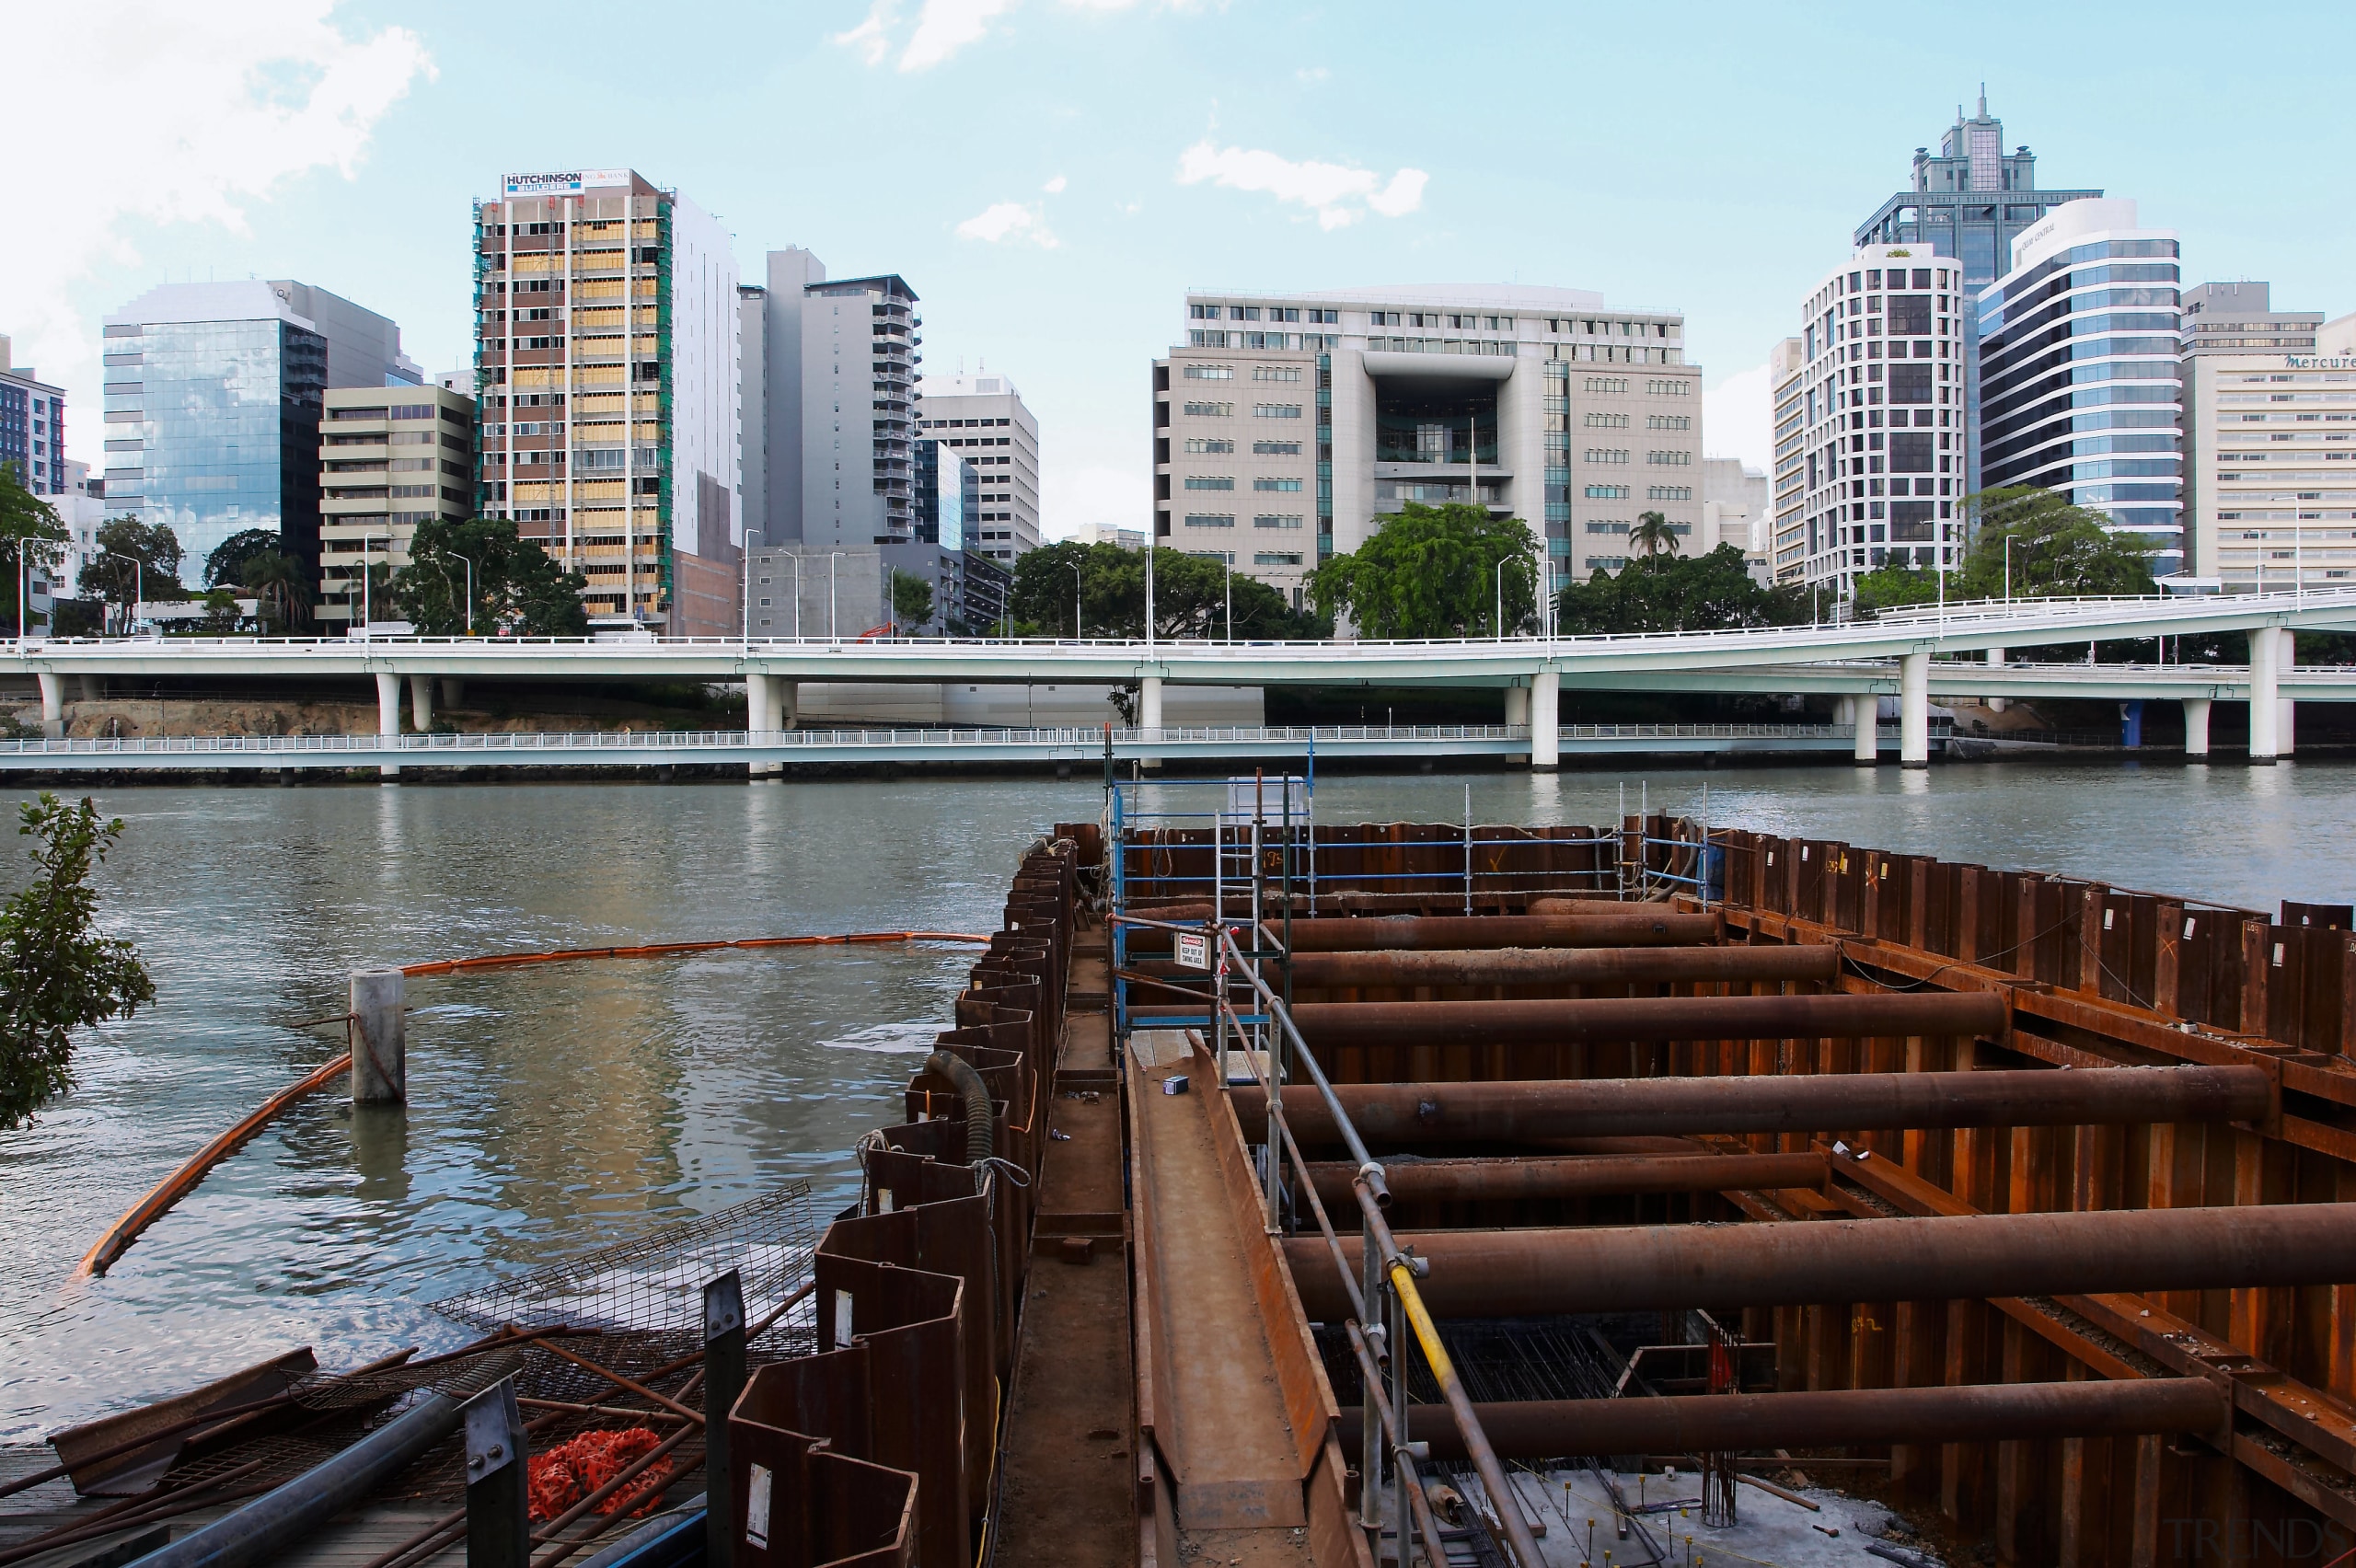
top-left (2184, 310), bottom-right (2356, 589)
top-left (1153, 286), bottom-right (1701, 604)
top-left (317, 385), bottom-right (476, 626)
top-left (917, 372), bottom-right (1039, 561)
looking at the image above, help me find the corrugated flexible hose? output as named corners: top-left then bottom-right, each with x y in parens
top-left (923, 1049), bottom-right (995, 1166)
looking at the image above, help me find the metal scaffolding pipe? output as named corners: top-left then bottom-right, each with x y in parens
top-left (1300, 1151), bottom-right (1830, 1208)
top-left (1286, 1200), bottom-right (2356, 1320)
top-left (1239, 1065), bottom-right (2264, 1147)
top-left (1279, 944), bottom-right (1842, 989)
top-left (1131, 912), bottom-right (1722, 951)
top-left (1276, 990), bottom-right (2007, 1049)
top-left (1334, 1378), bottom-right (2224, 1461)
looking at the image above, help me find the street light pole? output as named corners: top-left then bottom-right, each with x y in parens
top-left (2004, 535), bottom-right (2015, 603)
top-left (450, 552), bottom-right (477, 636)
top-left (1068, 560), bottom-right (1083, 639)
top-left (1224, 556), bottom-right (1232, 642)
top-left (105, 549), bottom-right (143, 636)
top-left (828, 551), bottom-right (842, 640)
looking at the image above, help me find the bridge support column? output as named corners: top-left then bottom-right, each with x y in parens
top-left (439, 677), bottom-right (464, 710)
top-left (1503, 683), bottom-right (1529, 730)
top-left (1900, 652), bottom-right (1930, 769)
top-left (408, 674), bottom-right (433, 733)
top-left (746, 674), bottom-right (782, 779)
top-left (77, 674), bottom-right (101, 702)
top-left (375, 673), bottom-right (400, 780)
top-left (1985, 646), bottom-right (2006, 714)
top-left (780, 680), bottom-right (798, 732)
top-left (36, 673), bottom-right (62, 738)
top-left (1853, 696), bottom-right (1878, 765)
top-left (1530, 669), bottom-right (1559, 770)
top-left (1139, 674), bottom-right (1163, 772)
top-left (2184, 698), bottom-right (2212, 759)
top-left (2279, 632), bottom-right (2296, 757)
top-left (2250, 627), bottom-right (2281, 766)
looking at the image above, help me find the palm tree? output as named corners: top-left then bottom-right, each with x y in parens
top-left (1629, 511), bottom-right (1681, 574)
top-left (238, 550), bottom-right (314, 632)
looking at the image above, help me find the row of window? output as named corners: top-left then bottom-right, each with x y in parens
top-left (1182, 514), bottom-right (1307, 529)
top-left (919, 416), bottom-right (1013, 428)
top-left (1184, 477), bottom-right (1305, 492)
top-left (1189, 305), bottom-right (1342, 323)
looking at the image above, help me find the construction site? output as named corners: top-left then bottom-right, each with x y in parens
top-left (9, 779), bottom-right (2356, 1568)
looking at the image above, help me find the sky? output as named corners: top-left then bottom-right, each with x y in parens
top-left (14, 0), bottom-right (2356, 540)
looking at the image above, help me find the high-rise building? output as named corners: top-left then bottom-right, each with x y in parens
top-left (316, 385), bottom-right (477, 627)
top-left (1977, 199), bottom-right (2185, 575)
top-left (472, 168), bottom-right (742, 632)
top-left (1769, 336), bottom-right (1807, 583)
top-left (2181, 304), bottom-right (2356, 589)
top-left (917, 372), bottom-right (1039, 561)
top-left (739, 251), bottom-right (923, 553)
top-left (1154, 287), bottom-right (1700, 604)
top-left (0, 337), bottom-right (65, 498)
top-left (102, 281), bottom-right (417, 588)
top-left (1699, 457), bottom-right (1770, 576)
top-left (1853, 94), bottom-right (2102, 492)
top-left (1772, 248), bottom-right (1972, 594)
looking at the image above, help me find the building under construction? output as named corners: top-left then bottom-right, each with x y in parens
top-left (10, 791), bottom-right (2356, 1567)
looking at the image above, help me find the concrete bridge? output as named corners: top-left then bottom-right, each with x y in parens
top-left (9, 588), bottom-right (2351, 767)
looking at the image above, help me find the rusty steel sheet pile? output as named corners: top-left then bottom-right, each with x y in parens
top-left (1112, 805), bottom-right (2356, 1567)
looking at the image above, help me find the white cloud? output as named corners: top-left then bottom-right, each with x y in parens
top-left (5, 2), bottom-right (432, 470)
top-left (1175, 140), bottom-right (1428, 230)
top-left (956, 201), bottom-right (1059, 248)
top-left (1703, 362), bottom-right (1775, 475)
top-left (1295, 65), bottom-right (1328, 83)
top-left (839, 0), bottom-right (1184, 71)
top-left (1043, 174), bottom-right (1068, 194)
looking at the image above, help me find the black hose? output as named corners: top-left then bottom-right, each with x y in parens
top-left (128, 1392), bottom-right (460, 1568)
top-left (923, 1049), bottom-right (995, 1165)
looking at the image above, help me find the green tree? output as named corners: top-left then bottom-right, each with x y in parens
top-left (0, 464), bottom-right (69, 630)
top-left (1008, 542), bottom-right (1319, 640)
top-left (1555, 544), bottom-right (1811, 634)
top-left (0, 794), bottom-right (155, 1129)
top-left (390, 515), bottom-right (590, 637)
top-left (237, 549), bottom-right (314, 631)
top-left (190, 587), bottom-right (243, 635)
top-left (1309, 502), bottom-right (1539, 639)
top-left (890, 569), bottom-right (935, 632)
top-left (202, 528), bottom-right (283, 590)
top-left (82, 516), bottom-right (190, 628)
top-left (1954, 487), bottom-right (2159, 599)
top-left (1627, 510), bottom-right (1682, 572)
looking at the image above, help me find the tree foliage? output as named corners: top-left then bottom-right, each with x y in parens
top-left (0, 794), bottom-right (154, 1129)
top-left (1627, 510), bottom-right (1681, 571)
top-left (203, 528), bottom-right (283, 590)
top-left (889, 570), bottom-right (935, 632)
top-left (1008, 542), bottom-right (1322, 639)
top-left (0, 464), bottom-right (68, 628)
top-left (1555, 545), bottom-right (1810, 634)
top-left (237, 549), bottom-right (315, 630)
top-left (1849, 487), bottom-right (2161, 615)
top-left (82, 517), bottom-right (190, 618)
top-left (389, 515), bottom-right (590, 637)
top-left (1309, 502), bottom-right (1539, 639)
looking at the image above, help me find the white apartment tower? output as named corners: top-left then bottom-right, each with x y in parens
top-left (918, 372), bottom-right (1039, 561)
top-left (2182, 306), bottom-right (2356, 588)
top-left (1155, 286), bottom-right (1702, 603)
top-left (1774, 247), bottom-right (1971, 596)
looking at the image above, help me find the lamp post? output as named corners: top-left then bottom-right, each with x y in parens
top-left (1495, 558), bottom-right (1506, 640)
top-left (105, 549), bottom-right (143, 637)
top-left (1068, 560), bottom-right (1083, 640)
top-left (360, 532), bottom-right (387, 629)
top-left (2004, 534), bottom-right (2015, 602)
top-left (1223, 555), bottom-right (1232, 642)
top-left (828, 551), bottom-right (842, 640)
top-left (1145, 542), bottom-right (1155, 650)
top-left (449, 552), bottom-right (477, 636)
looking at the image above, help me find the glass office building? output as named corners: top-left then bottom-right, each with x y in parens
top-left (102, 282), bottom-right (416, 588)
top-left (1976, 200), bottom-right (2185, 574)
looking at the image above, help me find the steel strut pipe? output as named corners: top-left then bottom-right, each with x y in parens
top-left (1333, 1378), bottom-right (2226, 1462)
top-left (1128, 912), bottom-right (1724, 951)
top-left (129, 1392), bottom-right (461, 1568)
top-left (1286, 1201), bottom-right (2356, 1320)
top-left (1300, 1151), bottom-right (1831, 1208)
top-left (1276, 944), bottom-right (1842, 989)
top-left (1236, 1065), bottom-right (2269, 1147)
top-left (1277, 989), bottom-right (2009, 1050)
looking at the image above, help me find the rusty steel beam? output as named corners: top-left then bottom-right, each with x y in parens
top-left (1236, 1065), bottom-right (2268, 1147)
top-left (1285, 1201), bottom-right (2356, 1320)
top-left (1334, 1378), bottom-right (2224, 1461)
top-left (1280, 989), bottom-right (2007, 1049)
top-left (1132, 912), bottom-right (1723, 951)
top-left (1278, 944), bottom-right (1842, 989)
top-left (1299, 1151), bottom-right (1830, 1208)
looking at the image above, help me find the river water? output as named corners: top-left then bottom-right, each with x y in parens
top-left (2, 757), bottom-right (2351, 1440)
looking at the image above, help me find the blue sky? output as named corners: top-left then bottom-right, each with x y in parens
top-left (18, 1), bottom-right (2356, 536)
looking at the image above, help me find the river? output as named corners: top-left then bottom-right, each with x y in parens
top-left (2, 757), bottom-right (2350, 1440)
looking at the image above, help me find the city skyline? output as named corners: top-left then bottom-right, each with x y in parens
top-left (12, 1), bottom-right (2356, 545)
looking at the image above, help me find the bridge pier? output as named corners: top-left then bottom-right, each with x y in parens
top-left (1900, 651), bottom-right (1930, 768)
top-left (746, 674), bottom-right (783, 779)
top-left (2280, 632), bottom-right (2297, 757)
top-left (408, 674), bottom-right (433, 733)
top-left (2250, 627), bottom-right (2281, 765)
top-left (1503, 683), bottom-right (1528, 730)
top-left (1985, 646), bottom-right (2007, 713)
top-left (36, 673), bottom-right (62, 737)
top-left (1852, 695), bottom-right (1877, 765)
top-left (1530, 669), bottom-right (1559, 770)
top-left (2184, 698), bottom-right (2212, 759)
top-left (439, 677), bottom-right (464, 711)
top-left (1139, 675), bottom-right (1163, 772)
top-left (375, 673), bottom-right (400, 780)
